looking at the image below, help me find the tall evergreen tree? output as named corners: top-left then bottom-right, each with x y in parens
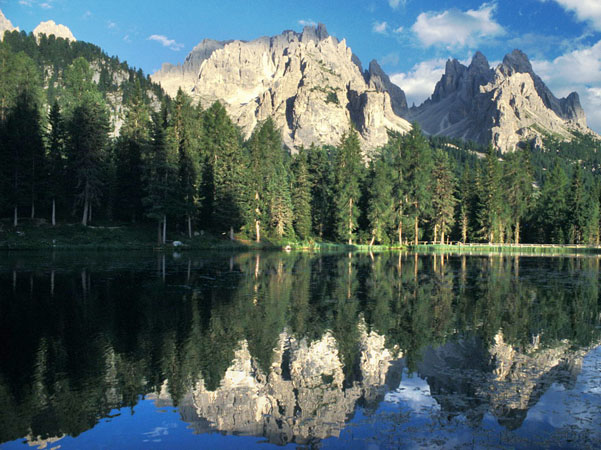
top-left (291, 151), bottom-right (312, 240)
top-left (477, 146), bottom-right (506, 243)
top-left (567, 165), bottom-right (591, 244)
top-left (143, 110), bottom-right (177, 244)
top-left (333, 128), bottom-right (363, 245)
top-left (306, 145), bottom-right (335, 240)
top-left (456, 164), bottom-right (477, 243)
top-left (366, 157), bottom-right (394, 245)
top-left (537, 162), bottom-right (569, 244)
top-left (203, 102), bottom-right (248, 238)
top-left (431, 149), bottom-right (456, 244)
top-left (67, 100), bottom-right (109, 226)
top-left (504, 147), bottom-right (533, 244)
top-left (46, 101), bottom-right (66, 226)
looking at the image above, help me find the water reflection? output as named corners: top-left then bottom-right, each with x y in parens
top-left (0, 251), bottom-right (600, 448)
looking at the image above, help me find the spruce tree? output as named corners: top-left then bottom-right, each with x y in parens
top-left (567, 165), bottom-right (590, 244)
top-left (307, 145), bottom-right (335, 240)
top-left (291, 151), bottom-right (312, 241)
top-left (431, 149), bottom-right (456, 244)
top-left (504, 147), bottom-right (533, 244)
top-left (537, 162), bottom-right (568, 243)
top-left (46, 101), bottom-right (66, 226)
top-left (457, 164), bottom-right (476, 243)
top-left (366, 157), bottom-right (394, 245)
top-left (333, 127), bottom-right (363, 245)
top-left (477, 146), bottom-right (506, 243)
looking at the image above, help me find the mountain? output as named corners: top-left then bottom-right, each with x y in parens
top-left (152, 24), bottom-right (411, 151)
top-left (33, 20), bottom-right (76, 42)
top-left (0, 9), bottom-right (17, 41)
top-left (407, 50), bottom-right (592, 152)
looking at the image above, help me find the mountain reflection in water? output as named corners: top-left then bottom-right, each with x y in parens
top-left (0, 251), bottom-right (600, 449)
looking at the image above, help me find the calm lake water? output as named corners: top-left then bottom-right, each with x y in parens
top-left (1, 251), bottom-right (600, 449)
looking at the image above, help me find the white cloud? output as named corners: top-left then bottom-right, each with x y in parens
top-left (298, 19), bottom-right (317, 27)
top-left (373, 21), bottom-right (388, 34)
top-left (389, 0), bottom-right (408, 9)
top-left (390, 58), bottom-right (447, 107)
top-left (532, 40), bottom-right (601, 132)
top-left (107, 21), bottom-right (117, 29)
top-left (40, 2), bottom-right (51, 8)
top-left (380, 52), bottom-right (400, 66)
top-left (148, 34), bottom-right (184, 51)
top-left (393, 26), bottom-right (404, 33)
top-left (547, 0), bottom-right (601, 30)
top-left (18, 0), bottom-right (33, 6)
top-left (411, 2), bottom-right (505, 49)
top-left (82, 10), bottom-right (92, 19)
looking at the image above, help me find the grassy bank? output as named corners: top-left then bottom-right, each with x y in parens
top-left (407, 243), bottom-right (601, 255)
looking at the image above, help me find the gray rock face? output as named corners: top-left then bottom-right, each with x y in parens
top-left (367, 60), bottom-right (408, 116)
top-left (33, 20), bottom-right (76, 42)
top-left (0, 9), bottom-right (18, 41)
top-left (407, 49), bottom-right (593, 152)
top-left (151, 24), bottom-right (411, 151)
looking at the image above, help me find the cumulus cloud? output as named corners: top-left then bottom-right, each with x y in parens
top-left (411, 2), bottom-right (505, 49)
top-left (393, 26), bottom-right (404, 33)
top-left (148, 34), bottom-right (184, 51)
top-left (546, 0), bottom-right (601, 30)
top-left (298, 19), bottom-right (317, 27)
top-left (532, 40), bottom-right (601, 132)
top-left (390, 58), bottom-right (447, 107)
top-left (373, 21), bottom-right (388, 34)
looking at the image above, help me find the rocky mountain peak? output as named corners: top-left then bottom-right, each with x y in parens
top-left (152, 24), bottom-right (411, 151)
top-left (367, 59), bottom-right (408, 116)
top-left (501, 49), bottom-right (533, 75)
top-left (301, 22), bottom-right (329, 42)
top-left (431, 58), bottom-right (467, 102)
top-left (33, 20), bottom-right (76, 42)
top-left (0, 9), bottom-right (18, 41)
top-left (469, 51), bottom-right (490, 73)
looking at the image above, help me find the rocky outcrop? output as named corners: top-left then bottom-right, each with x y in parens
top-left (151, 24), bottom-right (411, 151)
top-left (407, 49), bottom-right (593, 152)
top-left (0, 9), bottom-right (17, 41)
top-left (366, 59), bottom-right (408, 116)
top-left (33, 20), bottom-right (76, 42)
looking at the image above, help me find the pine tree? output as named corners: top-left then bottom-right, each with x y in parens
top-left (383, 132), bottom-right (409, 246)
top-left (203, 102), bottom-right (248, 238)
top-left (46, 101), bottom-right (66, 226)
top-left (567, 165), bottom-right (590, 244)
top-left (477, 146), bottom-right (506, 243)
top-left (67, 99), bottom-right (109, 226)
top-left (143, 110), bottom-right (177, 244)
top-left (307, 145), bottom-right (335, 240)
top-left (366, 157), bottom-right (394, 245)
top-left (431, 149), bottom-right (456, 244)
top-left (504, 147), bottom-right (533, 244)
top-left (537, 162), bottom-right (569, 244)
top-left (172, 89), bottom-right (201, 238)
top-left (333, 127), bottom-right (363, 245)
top-left (457, 164), bottom-right (476, 243)
top-left (291, 151), bottom-right (312, 240)
top-left (401, 125), bottom-right (433, 245)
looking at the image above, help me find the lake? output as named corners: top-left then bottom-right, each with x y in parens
top-left (1, 251), bottom-right (600, 449)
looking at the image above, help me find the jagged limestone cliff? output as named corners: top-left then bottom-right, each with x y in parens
top-left (33, 20), bottom-right (76, 42)
top-left (407, 50), bottom-right (593, 152)
top-left (0, 9), bottom-right (17, 41)
top-left (152, 24), bottom-right (411, 151)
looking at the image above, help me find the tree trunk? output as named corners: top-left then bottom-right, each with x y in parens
top-left (162, 215), bottom-right (167, 244)
top-left (369, 234), bottom-right (375, 247)
top-left (440, 224), bottom-right (445, 245)
top-left (52, 198), bottom-right (56, 226)
top-left (515, 220), bottom-right (520, 245)
top-left (433, 224), bottom-right (438, 245)
top-left (13, 205), bottom-right (18, 227)
top-left (188, 215), bottom-right (192, 239)
top-left (462, 216), bottom-right (467, 243)
top-left (398, 221), bottom-right (403, 247)
top-left (348, 198), bottom-right (353, 245)
top-left (31, 200), bottom-right (35, 219)
top-left (88, 202), bottom-right (92, 224)
top-left (82, 193), bottom-right (89, 226)
top-left (414, 215), bottom-right (419, 246)
top-left (157, 219), bottom-right (162, 245)
top-left (255, 219), bottom-right (261, 243)
top-left (230, 226), bottom-right (234, 241)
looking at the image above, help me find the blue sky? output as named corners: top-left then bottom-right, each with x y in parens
top-left (2, 0), bottom-right (601, 131)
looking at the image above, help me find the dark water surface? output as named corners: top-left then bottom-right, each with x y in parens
top-left (1, 251), bottom-right (600, 449)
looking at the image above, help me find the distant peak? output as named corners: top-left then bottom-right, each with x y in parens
top-left (301, 22), bottom-right (329, 42)
top-left (469, 51), bottom-right (490, 72)
top-left (502, 49), bottom-right (532, 74)
top-left (0, 8), bottom-right (19, 40)
top-left (33, 20), bottom-right (76, 41)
